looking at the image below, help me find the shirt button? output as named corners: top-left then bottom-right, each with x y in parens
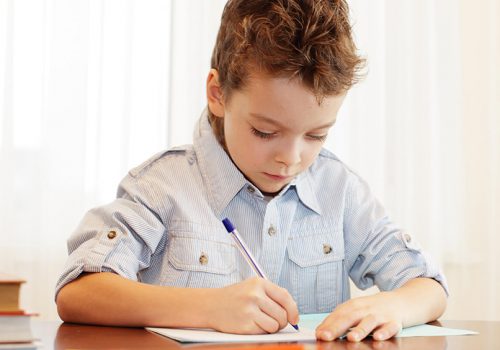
top-left (403, 233), bottom-right (412, 243)
top-left (268, 225), bottom-right (276, 236)
top-left (107, 230), bottom-right (117, 239)
top-left (323, 244), bottom-right (332, 254)
top-left (247, 185), bottom-right (255, 193)
top-left (199, 253), bottom-right (208, 265)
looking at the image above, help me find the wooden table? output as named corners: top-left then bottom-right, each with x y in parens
top-left (32, 320), bottom-right (499, 349)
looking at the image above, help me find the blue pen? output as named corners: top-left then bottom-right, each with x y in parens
top-left (222, 217), bottom-right (299, 331)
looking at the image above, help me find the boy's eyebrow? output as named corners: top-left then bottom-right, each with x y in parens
top-left (249, 113), bottom-right (336, 130)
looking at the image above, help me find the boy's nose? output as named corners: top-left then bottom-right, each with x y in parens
top-left (274, 141), bottom-right (301, 167)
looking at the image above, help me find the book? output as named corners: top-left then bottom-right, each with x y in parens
top-left (0, 273), bottom-right (25, 312)
top-left (0, 274), bottom-right (37, 347)
top-left (0, 312), bottom-right (36, 344)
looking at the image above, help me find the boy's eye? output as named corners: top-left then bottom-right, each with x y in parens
top-left (251, 127), bottom-right (276, 139)
top-left (307, 134), bottom-right (327, 142)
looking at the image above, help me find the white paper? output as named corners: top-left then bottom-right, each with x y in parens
top-left (147, 314), bottom-right (478, 343)
top-left (396, 324), bottom-right (478, 337)
top-left (146, 324), bottom-right (317, 343)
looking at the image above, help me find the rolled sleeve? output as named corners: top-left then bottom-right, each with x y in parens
top-left (55, 176), bottom-right (167, 298)
top-left (344, 175), bottom-right (449, 296)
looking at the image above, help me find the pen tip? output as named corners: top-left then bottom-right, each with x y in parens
top-left (292, 324), bottom-right (299, 331)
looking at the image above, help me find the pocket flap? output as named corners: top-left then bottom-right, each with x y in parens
top-left (168, 236), bottom-right (236, 274)
top-left (288, 232), bottom-right (345, 267)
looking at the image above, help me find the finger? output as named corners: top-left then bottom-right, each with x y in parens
top-left (316, 310), bottom-right (363, 341)
top-left (263, 281), bottom-right (299, 326)
top-left (372, 321), bottom-right (402, 341)
top-left (317, 321), bottom-right (354, 341)
top-left (253, 309), bottom-right (281, 334)
top-left (347, 314), bottom-right (379, 342)
top-left (257, 293), bottom-right (289, 330)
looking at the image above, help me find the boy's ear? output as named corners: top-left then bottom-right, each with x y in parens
top-left (206, 69), bottom-right (225, 118)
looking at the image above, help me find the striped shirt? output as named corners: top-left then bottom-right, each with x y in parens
top-left (55, 110), bottom-right (448, 313)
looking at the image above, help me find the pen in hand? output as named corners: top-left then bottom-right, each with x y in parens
top-left (222, 217), bottom-right (300, 331)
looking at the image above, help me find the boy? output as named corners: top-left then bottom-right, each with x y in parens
top-left (56, 0), bottom-right (447, 342)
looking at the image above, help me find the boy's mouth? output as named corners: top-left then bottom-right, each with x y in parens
top-left (263, 172), bottom-right (292, 181)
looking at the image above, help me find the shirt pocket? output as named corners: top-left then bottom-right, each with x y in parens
top-left (286, 230), bottom-right (345, 314)
top-left (161, 234), bottom-right (239, 289)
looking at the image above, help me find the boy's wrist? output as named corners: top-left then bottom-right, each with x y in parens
top-left (196, 287), bottom-right (220, 330)
top-left (382, 290), bottom-right (407, 326)
top-left (389, 278), bottom-right (445, 327)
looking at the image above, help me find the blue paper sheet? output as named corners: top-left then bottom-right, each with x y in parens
top-left (298, 313), bottom-right (478, 338)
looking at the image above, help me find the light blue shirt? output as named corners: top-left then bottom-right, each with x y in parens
top-left (56, 110), bottom-right (448, 313)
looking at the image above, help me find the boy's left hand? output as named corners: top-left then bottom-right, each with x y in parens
top-left (316, 291), bottom-right (403, 342)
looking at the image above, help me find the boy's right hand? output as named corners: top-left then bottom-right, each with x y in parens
top-left (206, 277), bottom-right (299, 334)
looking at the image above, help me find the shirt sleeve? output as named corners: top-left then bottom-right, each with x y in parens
top-left (343, 174), bottom-right (449, 295)
top-left (54, 174), bottom-right (167, 298)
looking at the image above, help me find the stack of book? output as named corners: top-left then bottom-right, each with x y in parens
top-left (0, 273), bottom-right (37, 348)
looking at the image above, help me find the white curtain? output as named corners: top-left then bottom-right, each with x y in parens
top-left (0, 0), bottom-right (498, 321)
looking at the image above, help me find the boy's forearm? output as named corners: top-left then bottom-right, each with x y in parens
top-left (392, 277), bottom-right (447, 327)
top-left (56, 272), bottom-right (214, 327)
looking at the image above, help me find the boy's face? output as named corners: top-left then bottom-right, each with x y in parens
top-left (207, 70), bottom-right (345, 196)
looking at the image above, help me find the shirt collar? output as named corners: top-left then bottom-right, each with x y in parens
top-left (193, 109), bottom-right (248, 217)
top-left (293, 169), bottom-right (322, 215)
top-left (193, 109), bottom-right (322, 216)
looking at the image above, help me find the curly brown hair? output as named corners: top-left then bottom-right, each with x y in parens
top-left (209, 0), bottom-right (365, 145)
